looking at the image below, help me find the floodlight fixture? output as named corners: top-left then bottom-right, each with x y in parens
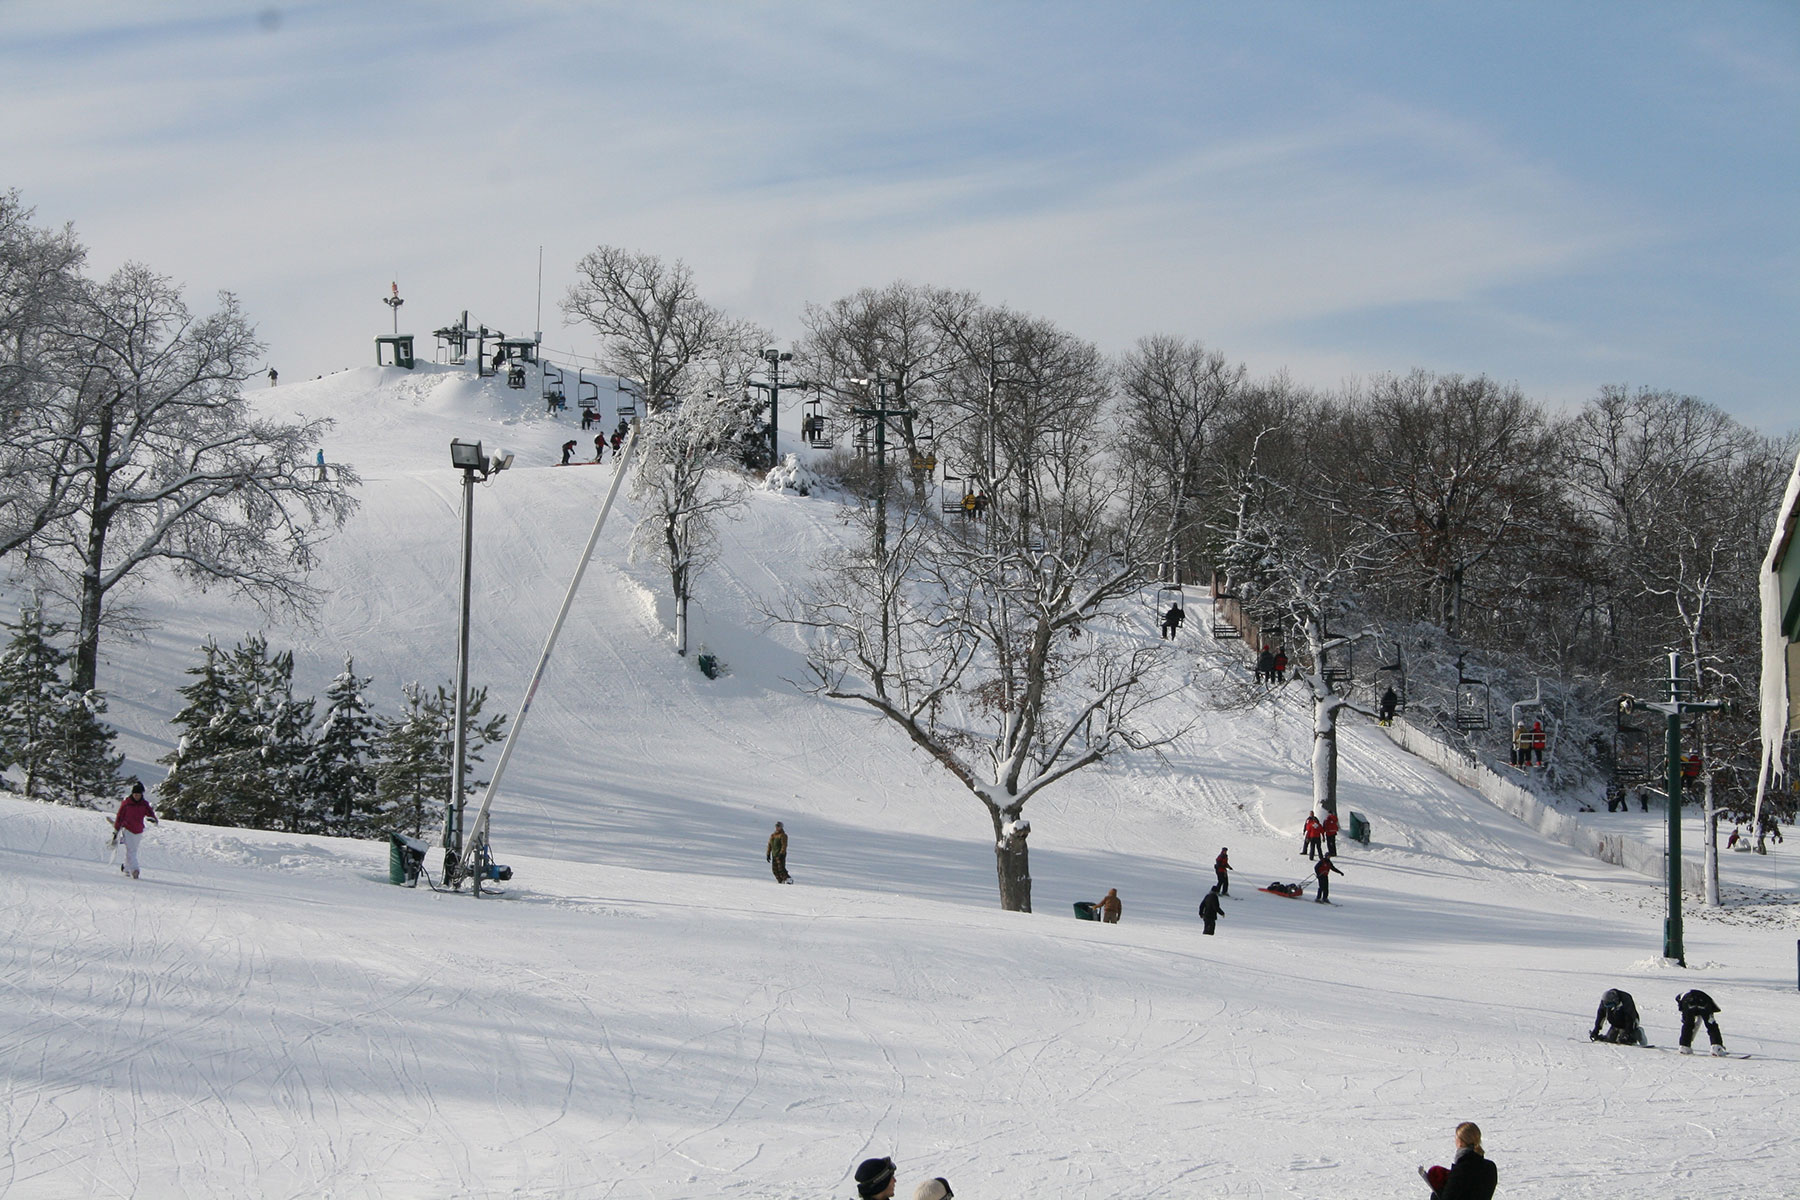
top-left (450, 439), bottom-right (485, 471)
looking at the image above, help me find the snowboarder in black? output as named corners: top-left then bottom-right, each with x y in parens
top-left (1675, 989), bottom-right (1727, 1055)
top-left (1214, 847), bottom-right (1231, 896)
top-left (1379, 686), bottom-right (1398, 725)
top-left (1198, 885), bottom-right (1223, 935)
top-left (1589, 988), bottom-right (1647, 1045)
top-left (1161, 604), bottom-right (1185, 639)
top-left (1313, 853), bottom-right (1342, 903)
top-left (561, 439), bottom-right (577, 465)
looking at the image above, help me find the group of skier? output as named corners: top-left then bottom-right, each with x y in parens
top-left (1509, 719), bottom-right (1546, 768)
top-left (560, 428), bottom-right (627, 465)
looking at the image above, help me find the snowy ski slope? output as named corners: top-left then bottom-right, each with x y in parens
top-left (1, 363), bottom-right (1794, 1199)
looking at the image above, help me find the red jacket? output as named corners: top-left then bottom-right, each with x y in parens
top-left (1303, 817), bottom-right (1322, 839)
top-left (1214, 852), bottom-right (1230, 872)
top-left (114, 794), bottom-right (157, 835)
top-left (1322, 813), bottom-right (1339, 836)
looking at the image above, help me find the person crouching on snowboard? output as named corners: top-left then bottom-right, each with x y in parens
top-left (1675, 989), bottom-right (1728, 1055)
top-left (1589, 988), bottom-right (1647, 1045)
top-left (111, 780), bottom-right (159, 879)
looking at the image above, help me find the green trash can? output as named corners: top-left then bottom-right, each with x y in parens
top-left (1348, 811), bottom-right (1371, 846)
top-left (1073, 901), bottom-right (1098, 921)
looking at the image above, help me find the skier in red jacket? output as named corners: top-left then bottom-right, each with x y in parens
top-left (1322, 810), bottom-right (1340, 856)
top-left (1302, 813), bottom-right (1323, 860)
top-left (1314, 853), bottom-right (1343, 903)
top-left (1213, 848), bottom-right (1232, 896)
top-left (111, 780), bottom-right (159, 879)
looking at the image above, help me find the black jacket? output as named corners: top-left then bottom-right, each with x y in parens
top-left (1198, 892), bottom-right (1222, 920)
top-left (1435, 1148), bottom-right (1497, 1200)
top-left (1676, 989), bottom-right (1719, 1017)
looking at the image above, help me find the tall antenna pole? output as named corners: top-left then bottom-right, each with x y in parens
top-left (536, 246), bottom-right (544, 344)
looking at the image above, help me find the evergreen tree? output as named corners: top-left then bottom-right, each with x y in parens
top-left (0, 606), bottom-right (122, 805)
top-left (374, 681), bottom-right (506, 840)
top-left (307, 657), bottom-right (378, 836)
top-left (159, 635), bottom-right (315, 830)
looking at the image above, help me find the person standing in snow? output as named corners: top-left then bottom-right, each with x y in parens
top-left (1417, 1121), bottom-right (1497, 1200)
top-left (1313, 853), bottom-right (1343, 903)
top-left (765, 821), bottom-right (790, 884)
top-left (560, 439), bottom-right (577, 465)
top-left (315, 448), bottom-right (328, 481)
top-left (1214, 847), bottom-right (1232, 896)
top-left (611, 429), bottom-right (624, 454)
top-left (1161, 603), bottom-right (1185, 639)
top-left (267, 367), bottom-right (278, 387)
top-left (853, 1156), bottom-right (897, 1200)
top-left (1097, 887), bottom-right (1122, 923)
top-left (594, 434), bottom-right (605, 462)
top-left (1302, 812), bottom-right (1322, 860)
top-left (111, 780), bottom-right (159, 879)
top-left (1589, 988), bottom-right (1646, 1045)
top-left (1198, 885), bottom-right (1223, 935)
top-left (1675, 989), bottom-right (1728, 1055)
top-left (1322, 810), bottom-right (1340, 857)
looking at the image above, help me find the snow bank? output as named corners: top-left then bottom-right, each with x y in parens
top-left (1380, 715), bottom-right (1705, 894)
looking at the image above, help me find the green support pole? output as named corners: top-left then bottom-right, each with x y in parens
top-left (1664, 706), bottom-right (1684, 965)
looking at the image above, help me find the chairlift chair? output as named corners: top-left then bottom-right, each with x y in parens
top-left (801, 396), bottom-right (831, 447)
top-left (615, 379), bottom-right (639, 419)
top-left (1153, 582), bottom-right (1185, 615)
top-left (1209, 591), bottom-right (1242, 640)
top-left (1378, 644), bottom-right (1406, 714)
top-left (1454, 657), bottom-right (1491, 731)
top-left (506, 364), bottom-right (526, 390)
top-left (941, 472), bottom-right (970, 515)
top-left (543, 362), bottom-right (566, 406)
top-left (576, 370), bottom-right (600, 414)
top-left (1320, 631), bottom-right (1353, 685)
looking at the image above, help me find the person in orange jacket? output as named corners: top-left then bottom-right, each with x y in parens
top-left (1302, 813), bottom-right (1323, 860)
top-left (1097, 888), bottom-right (1122, 923)
top-left (1322, 810), bottom-right (1340, 856)
top-left (1530, 719), bottom-right (1546, 767)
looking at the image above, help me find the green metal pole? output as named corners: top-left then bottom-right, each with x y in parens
top-left (1664, 652), bottom-right (1685, 966)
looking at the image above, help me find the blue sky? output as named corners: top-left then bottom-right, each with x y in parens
top-left (3, 1), bottom-right (1795, 431)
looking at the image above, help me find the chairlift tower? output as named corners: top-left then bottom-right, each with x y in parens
top-left (1619, 650), bottom-right (1728, 967)
top-left (849, 375), bottom-right (914, 557)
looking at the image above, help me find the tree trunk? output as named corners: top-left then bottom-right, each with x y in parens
top-left (991, 808), bottom-right (1033, 912)
top-left (1313, 702), bottom-right (1338, 815)
top-left (1702, 778), bottom-right (1719, 907)
top-left (73, 397), bottom-right (117, 693)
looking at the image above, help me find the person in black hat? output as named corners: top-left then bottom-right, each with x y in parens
top-left (854, 1156), bottom-right (896, 1200)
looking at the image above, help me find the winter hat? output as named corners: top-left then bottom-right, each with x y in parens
top-left (855, 1157), bottom-right (896, 1199)
top-left (914, 1178), bottom-right (953, 1200)
top-left (1425, 1164), bottom-right (1449, 1191)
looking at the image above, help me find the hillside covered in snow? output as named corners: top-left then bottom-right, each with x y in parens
top-left (3, 362), bottom-right (1795, 1200)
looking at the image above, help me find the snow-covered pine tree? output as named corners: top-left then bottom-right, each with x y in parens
top-left (307, 656), bottom-right (378, 836)
top-left (158, 638), bottom-right (233, 821)
top-left (159, 635), bottom-right (315, 829)
top-left (373, 681), bottom-right (506, 840)
top-left (0, 606), bottom-right (122, 805)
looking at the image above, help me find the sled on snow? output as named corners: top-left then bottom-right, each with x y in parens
top-left (1259, 881), bottom-right (1308, 898)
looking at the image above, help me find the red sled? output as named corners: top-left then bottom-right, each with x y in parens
top-left (1259, 882), bottom-right (1307, 898)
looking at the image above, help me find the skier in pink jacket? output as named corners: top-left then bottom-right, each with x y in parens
top-left (111, 780), bottom-right (159, 879)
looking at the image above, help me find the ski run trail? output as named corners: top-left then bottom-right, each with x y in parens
top-left (2, 364), bottom-right (1795, 1200)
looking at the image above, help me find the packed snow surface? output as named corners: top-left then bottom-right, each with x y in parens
top-left (3, 364), bottom-right (1794, 1199)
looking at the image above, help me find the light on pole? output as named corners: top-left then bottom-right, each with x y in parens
top-left (750, 348), bottom-right (792, 465)
top-left (384, 282), bottom-right (404, 335)
top-left (442, 438), bottom-right (511, 882)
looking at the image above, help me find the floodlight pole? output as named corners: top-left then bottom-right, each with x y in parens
top-left (445, 456), bottom-right (479, 867)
